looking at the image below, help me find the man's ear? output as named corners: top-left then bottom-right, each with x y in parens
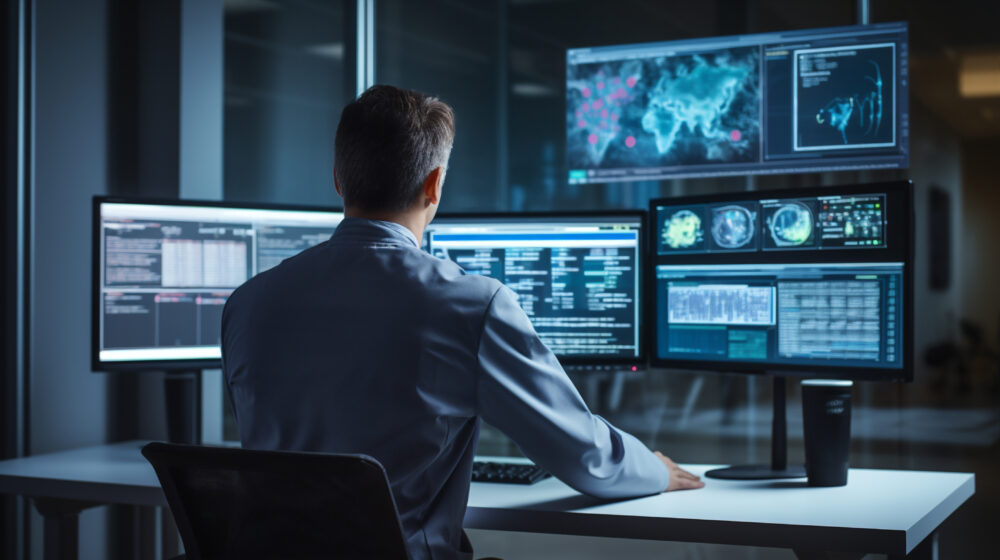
top-left (423, 166), bottom-right (445, 206)
top-left (334, 171), bottom-right (343, 198)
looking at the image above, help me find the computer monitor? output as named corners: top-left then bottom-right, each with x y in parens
top-left (651, 181), bottom-right (912, 380)
top-left (566, 22), bottom-right (909, 184)
top-left (650, 181), bottom-right (912, 479)
top-left (92, 197), bottom-right (344, 371)
top-left (424, 212), bottom-right (646, 366)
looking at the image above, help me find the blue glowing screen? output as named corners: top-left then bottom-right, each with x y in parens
top-left (567, 22), bottom-right (908, 183)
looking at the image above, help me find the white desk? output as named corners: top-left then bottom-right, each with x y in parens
top-left (467, 464), bottom-right (974, 559)
top-left (0, 441), bottom-right (976, 560)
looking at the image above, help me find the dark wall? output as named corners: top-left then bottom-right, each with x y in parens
top-left (106, 0), bottom-right (181, 200)
top-left (3, 0), bottom-right (20, 557)
top-left (31, 0), bottom-right (111, 456)
top-left (961, 138), bottom-right (1000, 350)
top-left (29, 0), bottom-right (116, 555)
top-left (3, 0), bottom-right (15, 460)
top-left (27, 0), bottom-right (218, 555)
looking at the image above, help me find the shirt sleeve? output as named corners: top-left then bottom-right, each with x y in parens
top-left (475, 285), bottom-right (670, 498)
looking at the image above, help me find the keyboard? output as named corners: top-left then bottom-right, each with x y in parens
top-left (471, 460), bottom-right (551, 485)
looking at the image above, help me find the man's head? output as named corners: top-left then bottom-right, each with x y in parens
top-left (334, 85), bottom-right (455, 221)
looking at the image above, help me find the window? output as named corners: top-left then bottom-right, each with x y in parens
top-left (224, 0), bottom-right (354, 206)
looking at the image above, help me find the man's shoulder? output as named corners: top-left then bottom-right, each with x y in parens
top-left (225, 241), bottom-right (328, 309)
top-left (402, 247), bottom-right (505, 302)
top-left (227, 240), bottom-right (504, 310)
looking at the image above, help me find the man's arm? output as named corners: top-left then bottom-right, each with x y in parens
top-left (475, 286), bottom-right (703, 498)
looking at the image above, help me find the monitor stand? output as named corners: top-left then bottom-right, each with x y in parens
top-left (704, 375), bottom-right (806, 480)
top-left (164, 370), bottom-right (202, 444)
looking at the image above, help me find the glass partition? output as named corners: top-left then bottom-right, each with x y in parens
top-left (223, 0), bottom-right (354, 205)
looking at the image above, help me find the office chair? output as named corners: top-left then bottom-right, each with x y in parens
top-left (142, 442), bottom-right (411, 560)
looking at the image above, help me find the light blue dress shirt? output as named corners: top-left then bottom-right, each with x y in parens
top-left (222, 217), bottom-right (670, 560)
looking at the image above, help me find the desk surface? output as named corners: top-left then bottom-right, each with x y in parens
top-left (0, 440), bottom-right (168, 507)
top-left (0, 441), bottom-right (975, 556)
top-left (467, 462), bottom-right (974, 555)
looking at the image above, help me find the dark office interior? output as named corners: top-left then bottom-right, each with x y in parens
top-left (3, 0), bottom-right (1000, 558)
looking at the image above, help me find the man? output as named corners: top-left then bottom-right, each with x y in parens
top-left (222, 85), bottom-right (703, 560)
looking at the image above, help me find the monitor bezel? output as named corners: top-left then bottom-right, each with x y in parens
top-left (647, 180), bottom-right (914, 382)
top-left (92, 195), bottom-right (344, 373)
top-left (429, 210), bottom-right (649, 368)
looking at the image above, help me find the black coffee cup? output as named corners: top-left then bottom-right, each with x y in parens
top-left (801, 380), bottom-right (853, 487)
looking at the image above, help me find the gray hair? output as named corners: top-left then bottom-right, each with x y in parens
top-left (334, 85), bottom-right (455, 212)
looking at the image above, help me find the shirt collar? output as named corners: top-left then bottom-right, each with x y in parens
top-left (337, 217), bottom-right (420, 248)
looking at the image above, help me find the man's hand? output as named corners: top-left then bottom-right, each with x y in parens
top-left (655, 451), bottom-right (705, 492)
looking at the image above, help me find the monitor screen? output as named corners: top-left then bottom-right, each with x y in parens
top-left (650, 182), bottom-right (912, 379)
top-left (657, 262), bottom-right (903, 369)
top-left (93, 198), bottom-right (343, 370)
top-left (424, 213), bottom-right (645, 364)
top-left (655, 192), bottom-right (886, 255)
top-left (566, 22), bottom-right (909, 184)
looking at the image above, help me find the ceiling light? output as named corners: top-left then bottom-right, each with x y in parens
top-left (306, 43), bottom-right (345, 60)
top-left (959, 53), bottom-right (1000, 98)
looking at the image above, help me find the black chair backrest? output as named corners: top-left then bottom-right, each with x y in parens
top-left (142, 442), bottom-right (410, 560)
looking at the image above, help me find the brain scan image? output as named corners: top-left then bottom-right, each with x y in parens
top-left (711, 205), bottom-right (755, 249)
top-left (662, 210), bottom-right (703, 250)
top-left (767, 202), bottom-right (814, 247)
